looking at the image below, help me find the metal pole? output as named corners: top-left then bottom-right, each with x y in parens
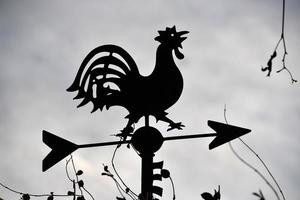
top-left (141, 152), bottom-right (154, 200)
top-left (140, 115), bottom-right (153, 200)
top-left (131, 125), bottom-right (164, 200)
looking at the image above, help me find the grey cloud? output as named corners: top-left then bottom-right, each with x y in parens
top-left (1, 0), bottom-right (299, 199)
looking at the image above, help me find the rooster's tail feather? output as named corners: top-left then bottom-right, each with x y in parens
top-left (67, 44), bottom-right (139, 112)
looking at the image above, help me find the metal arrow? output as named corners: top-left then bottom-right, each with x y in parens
top-left (42, 120), bottom-right (251, 172)
top-left (42, 131), bottom-right (130, 172)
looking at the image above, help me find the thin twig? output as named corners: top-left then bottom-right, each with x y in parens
top-left (0, 181), bottom-right (80, 198)
top-left (72, 180), bottom-right (76, 200)
top-left (68, 155), bottom-right (96, 200)
top-left (224, 105), bottom-right (282, 200)
top-left (228, 142), bottom-right (280, 200)
top-left (169, 176), bottom-right (176, 200)
top-left (82, 187), bottom-right (95, 200)
top-left (66, 156), bottom-right (73, 182)
top-left (261, 0), bottom-right (297, 83)
top-left (239, 138), bottom-right (286, 200)
top-left (102, 164), bottom-right (137, 200)
top-left (70, 155), bottom-right (84, 196)
top-left (276, 0), bottom-right (297, 83)
top-left (111, 143), bottom-right (139, 198)
top-left (0, 156), bottom-right (93, 199)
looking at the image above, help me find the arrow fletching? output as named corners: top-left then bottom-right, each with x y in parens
top-left (42, 130), bottom-right (78, 172)
top-left (208, 120), bottom-right (251, 150)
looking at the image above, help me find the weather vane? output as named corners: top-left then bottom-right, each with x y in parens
top-left (43, 26), bottom-right (251, 200)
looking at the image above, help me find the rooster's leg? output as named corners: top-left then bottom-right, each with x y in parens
top-left (155, 112), bottom-right (185, 131)
top-left (116, 115), bottom-right (139, 141)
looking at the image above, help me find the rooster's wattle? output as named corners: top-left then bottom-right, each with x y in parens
top-left (67, 26), bottom-right (188, 140)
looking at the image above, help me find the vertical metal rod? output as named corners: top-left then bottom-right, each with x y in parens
top-left (141, 153), bottom-right (154, 200)
top-left (145, 115), bottom-right (149, 127)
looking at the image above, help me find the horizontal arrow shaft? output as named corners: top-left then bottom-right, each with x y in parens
top-left (43, 121), bottom-right (250, 171)
top-left (76, 133), bottom-right (217, 149)
top-left (78, 140), bottom-right (131, 148)
top-left (163, 133), bottom-right (217, 141)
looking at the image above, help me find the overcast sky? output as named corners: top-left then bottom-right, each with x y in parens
top-left (0, 0), bottom-right (299, 200)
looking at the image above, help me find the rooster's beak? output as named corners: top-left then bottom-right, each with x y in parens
top-left (178, 31), bottom-right (189, 36)
top-left (178, 31), bottom-right (189, 43)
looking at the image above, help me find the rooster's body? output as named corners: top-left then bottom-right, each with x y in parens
top-left (67, 26), bottom-right (188, 139)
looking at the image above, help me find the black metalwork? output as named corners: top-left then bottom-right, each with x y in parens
top-left (43, 120), bottom-right (250, 172)
top-left (67, 26), bottom-right (188, 141)
top-left (43, 26), bottom-right (251, 200)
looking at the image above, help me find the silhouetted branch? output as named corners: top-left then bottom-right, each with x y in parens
top-left (0, 180), bottom-right (79, 199)
top-left (70, 155), bottom-right (84, 196)
top-left (101, 164), bottom-right (137, 200)
top-left (82, 186), bottom-right (95, 200)
top-left (0, 155), bottom-right (94, 199)
top-left (224, 105), bottom-right (285, 200)
top-left (101, 164), bottom-right (126, 199)
top-left (66, 155), bottom-right (95, 200)
top-left (111, 145), bottom-right (138, 199)
top-left (261, 0), bottom-right (297, 83)
top-left (238, 139), bottom-right (286, 200)
top-left (228, 142), bottom-right (280, 200)
top-left (101, 145), bottom-right (138, 200)
top-left (159, 168), bottom-right (176, 200)
top-left (66, 156), bottom-right (73, 182)
top-left (169, 176), bottom-right (176, 200)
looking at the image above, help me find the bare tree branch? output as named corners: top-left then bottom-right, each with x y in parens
top-left (261, 0), bottom-right (297, 83)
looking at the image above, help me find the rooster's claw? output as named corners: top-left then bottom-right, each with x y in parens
top-left (167, 122), bottom-right (185, 131)
top-left (116, 126), bottom-right (134, 139)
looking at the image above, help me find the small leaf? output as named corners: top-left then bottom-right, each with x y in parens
top-left (201, 192), bottom-right (213, 200)
top-left (125, 188), bottom-right (130, 193)
top-left (161, 169), bottom-right (170, 178)
top-left (78, 180), bottom-right (84, 188)
top-left (116, 197), bottom-right (125, 200)
top-left (104, 165), bottom-right (109, 172)
top-left (22, 194), bottom-right (30, 200)
top-left (101, 172), bottom-right (113, 177)
top-left (47, 195), bottom-right (54, 200)
top-left (76, 170), bottom-right (83, 176)
top-left (47, 192), bottom-right (54, 200)
top-left (252, 192), bottom-right (260, 197)
top-left (67, 191), bottom-right (75, 196)
top-left (252, 190), bottom-right (265, 200)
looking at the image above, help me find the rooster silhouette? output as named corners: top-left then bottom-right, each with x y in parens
top-left (67, 26), bottom-right (188, 140)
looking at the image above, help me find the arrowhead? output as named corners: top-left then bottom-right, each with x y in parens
top-left (208, 120), bottom-right (251, 150)
top-left (42, 130), bottom-right (78, 172)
